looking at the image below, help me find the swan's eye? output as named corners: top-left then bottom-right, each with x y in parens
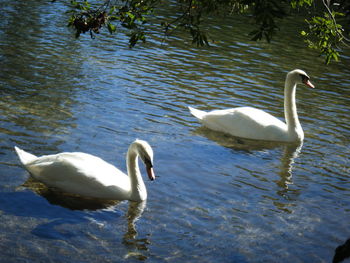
top-left (143, 158), bottom-right (153, 168)
top-left (300, 74), bottom-right (309, 82)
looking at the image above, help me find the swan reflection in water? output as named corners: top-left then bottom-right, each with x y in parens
top-left (22, 178), bottom-right (150, 259)
top-left (193, 126), bottom-right (303, 190)
top-left (276, 142), bottom-right (303, 190)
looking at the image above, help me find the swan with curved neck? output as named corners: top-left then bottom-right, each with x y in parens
top-left (189, 69), bottom-right (314, 142)
top-left (14, 139), bottom-right (155, 201)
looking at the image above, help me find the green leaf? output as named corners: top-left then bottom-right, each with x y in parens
top-left (107, 23), bottom-right (116, 34)
top-left (126, 12), bottom-right (135, 21)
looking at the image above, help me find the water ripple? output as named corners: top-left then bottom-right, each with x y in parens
top-left (0, 1), bottom-right (350, 262)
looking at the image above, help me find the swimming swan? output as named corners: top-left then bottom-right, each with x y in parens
top-left (188, 69), bottom-right (314, 142)
top-left (14, 139), bottom-right (155, 201)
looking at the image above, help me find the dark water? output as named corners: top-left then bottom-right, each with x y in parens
top-left (1, 1), bottom-right (350, 262)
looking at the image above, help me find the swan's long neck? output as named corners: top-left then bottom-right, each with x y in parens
top-left (126, 148), bottom-right (147, 201)
top-left (284, 78), bottom-right (303, 141)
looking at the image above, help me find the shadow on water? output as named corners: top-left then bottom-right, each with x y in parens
top-left (24, 177), bottom-right (150, 252)
top-left (23, 177), bottom-right (121, 211)
top-left (0, 177), bottom-right (151, 259)
top-left (193, 126), bottom-right (303, 190)
top-left (193, 126), bottom-right (284, 152)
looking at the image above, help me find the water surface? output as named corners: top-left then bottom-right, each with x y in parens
top-left (0, 1), bottom-right (350, 262)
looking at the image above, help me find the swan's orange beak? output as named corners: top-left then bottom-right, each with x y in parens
top-left (147, 167), bottom-right (155, 181)
top-left (303, 79), bottom-right (315, 89)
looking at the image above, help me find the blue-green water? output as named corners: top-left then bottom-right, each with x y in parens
top-left (1, 1), bottom-right (350, 262)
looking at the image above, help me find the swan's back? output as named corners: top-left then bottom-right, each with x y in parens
top-left (201, 107), bottom-right (289, 141)
top-left (15, 148), bottom-right (131, 199)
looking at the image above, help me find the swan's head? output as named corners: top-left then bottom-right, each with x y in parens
top-left (133, 139), bottom-right (155, 181)
top-left (287, 69), bottom-right (315, 89)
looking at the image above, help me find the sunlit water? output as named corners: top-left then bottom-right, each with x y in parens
top-left (1, 1), bottom-right (350, 262)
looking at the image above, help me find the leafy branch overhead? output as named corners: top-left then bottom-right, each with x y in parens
top-left (67, 0), bottom-right (153, 47)
top-left (64, 0), bottom-right (350, 64)
top-left (301, 0), bottom-right (350, 64)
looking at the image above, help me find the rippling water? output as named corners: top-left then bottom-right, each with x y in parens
top-left (1, 1), bottom-right (350, 262)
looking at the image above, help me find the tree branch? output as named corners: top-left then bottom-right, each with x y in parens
top-left (322, 0), bottom-right (350, 45)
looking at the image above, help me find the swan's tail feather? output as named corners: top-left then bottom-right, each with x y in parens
top-left (188, 106), bottom-right (206, 120)
top-left (14, 146), bottom-right (37, 165)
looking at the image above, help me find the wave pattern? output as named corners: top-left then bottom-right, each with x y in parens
top-left (0, 1), bottom-right (349, 262)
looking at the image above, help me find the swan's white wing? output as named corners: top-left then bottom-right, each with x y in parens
top-left (202, 107), bottom-right (289, 141)
top-left (24, 152), bottom-right (131, 199)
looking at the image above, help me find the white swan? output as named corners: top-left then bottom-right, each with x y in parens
top-left (188, 69), bottom-right (314, 142)
top-left (14, 139), bottom-right (155, 201)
